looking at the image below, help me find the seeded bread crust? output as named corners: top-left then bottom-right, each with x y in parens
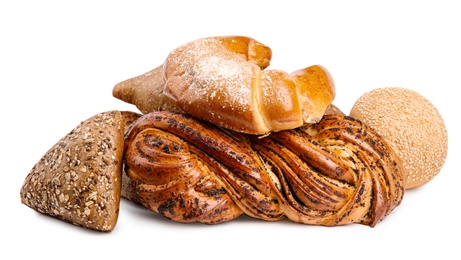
top-left (350, 87), bottom-right (448, 189)
top-left (20, 111), bottom-right (125, 231)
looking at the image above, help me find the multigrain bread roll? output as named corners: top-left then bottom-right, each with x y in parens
top-left (20, 110), bottom-right (144, 231)
top-left (122, 111), bottom-right (404, 227)
top-left (20, 111), bottom-right (126, 231)
top-left (113, 36), bottom-right (336, 135)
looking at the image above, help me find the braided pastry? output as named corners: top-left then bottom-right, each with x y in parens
top-left (123, 111), bottom-right (404, 227)
top-left (123, 111), bottom-right (281, 224)
top-left (252, 115), bottom-right (404, 226)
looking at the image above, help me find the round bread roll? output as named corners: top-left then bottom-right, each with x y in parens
top-left (349, 87), bottom-right (448, 189)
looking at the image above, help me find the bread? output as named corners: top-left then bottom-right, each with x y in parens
top-left (20, 111), bottom-right (125, 231)
top-left (123, 111), bottom-right (404, 227)
top-left (113, 35), bottom-right (336, 135)
top-left (350, 87), bottom-right (448, 189)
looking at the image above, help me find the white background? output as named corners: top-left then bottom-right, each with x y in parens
top-left (1, 1), bottom-right (459, 259)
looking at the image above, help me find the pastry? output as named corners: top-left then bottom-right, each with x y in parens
top-left (113, 36), bottom-right (336, 135)
top-left (123, 111), bottom-right (404, 227)
top-left (252, 114), bottom-right (404, 226)
top-left (123, 111), bottom-right (277, 223)
top-left (113, 65), bottom-right (180, 115)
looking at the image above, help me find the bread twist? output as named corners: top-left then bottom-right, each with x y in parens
top-left (123, 111), bottom-right (281, 223)
top-left (123, 111), bottom-right (404, 227)
top-left (252, 115), bottom-right (404, 226)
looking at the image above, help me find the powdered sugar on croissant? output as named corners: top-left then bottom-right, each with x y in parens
top-left (163, 36), bottom-right (335, 135)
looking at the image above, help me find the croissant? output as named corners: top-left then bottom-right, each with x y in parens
top-left (123, 111), bottom-right (404, 227)
top-left (114, 36), bottom-right (336, 135)
top-left (113, 65), bottom-right (181, 115)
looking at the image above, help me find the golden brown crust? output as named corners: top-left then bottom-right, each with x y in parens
top-left (20, 111), bottom-right (125, 231)
top-left (292, 65), bottom-right (336, 122)
top-left (259, 70), bottom-right (303, 131)
top-left (212, 36), bottom-right (272, 69)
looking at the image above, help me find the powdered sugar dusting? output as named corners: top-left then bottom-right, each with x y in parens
top-left (192, 54), bottom-right (252, 105)
top-left (164, 37), bottom-right (256, 127)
